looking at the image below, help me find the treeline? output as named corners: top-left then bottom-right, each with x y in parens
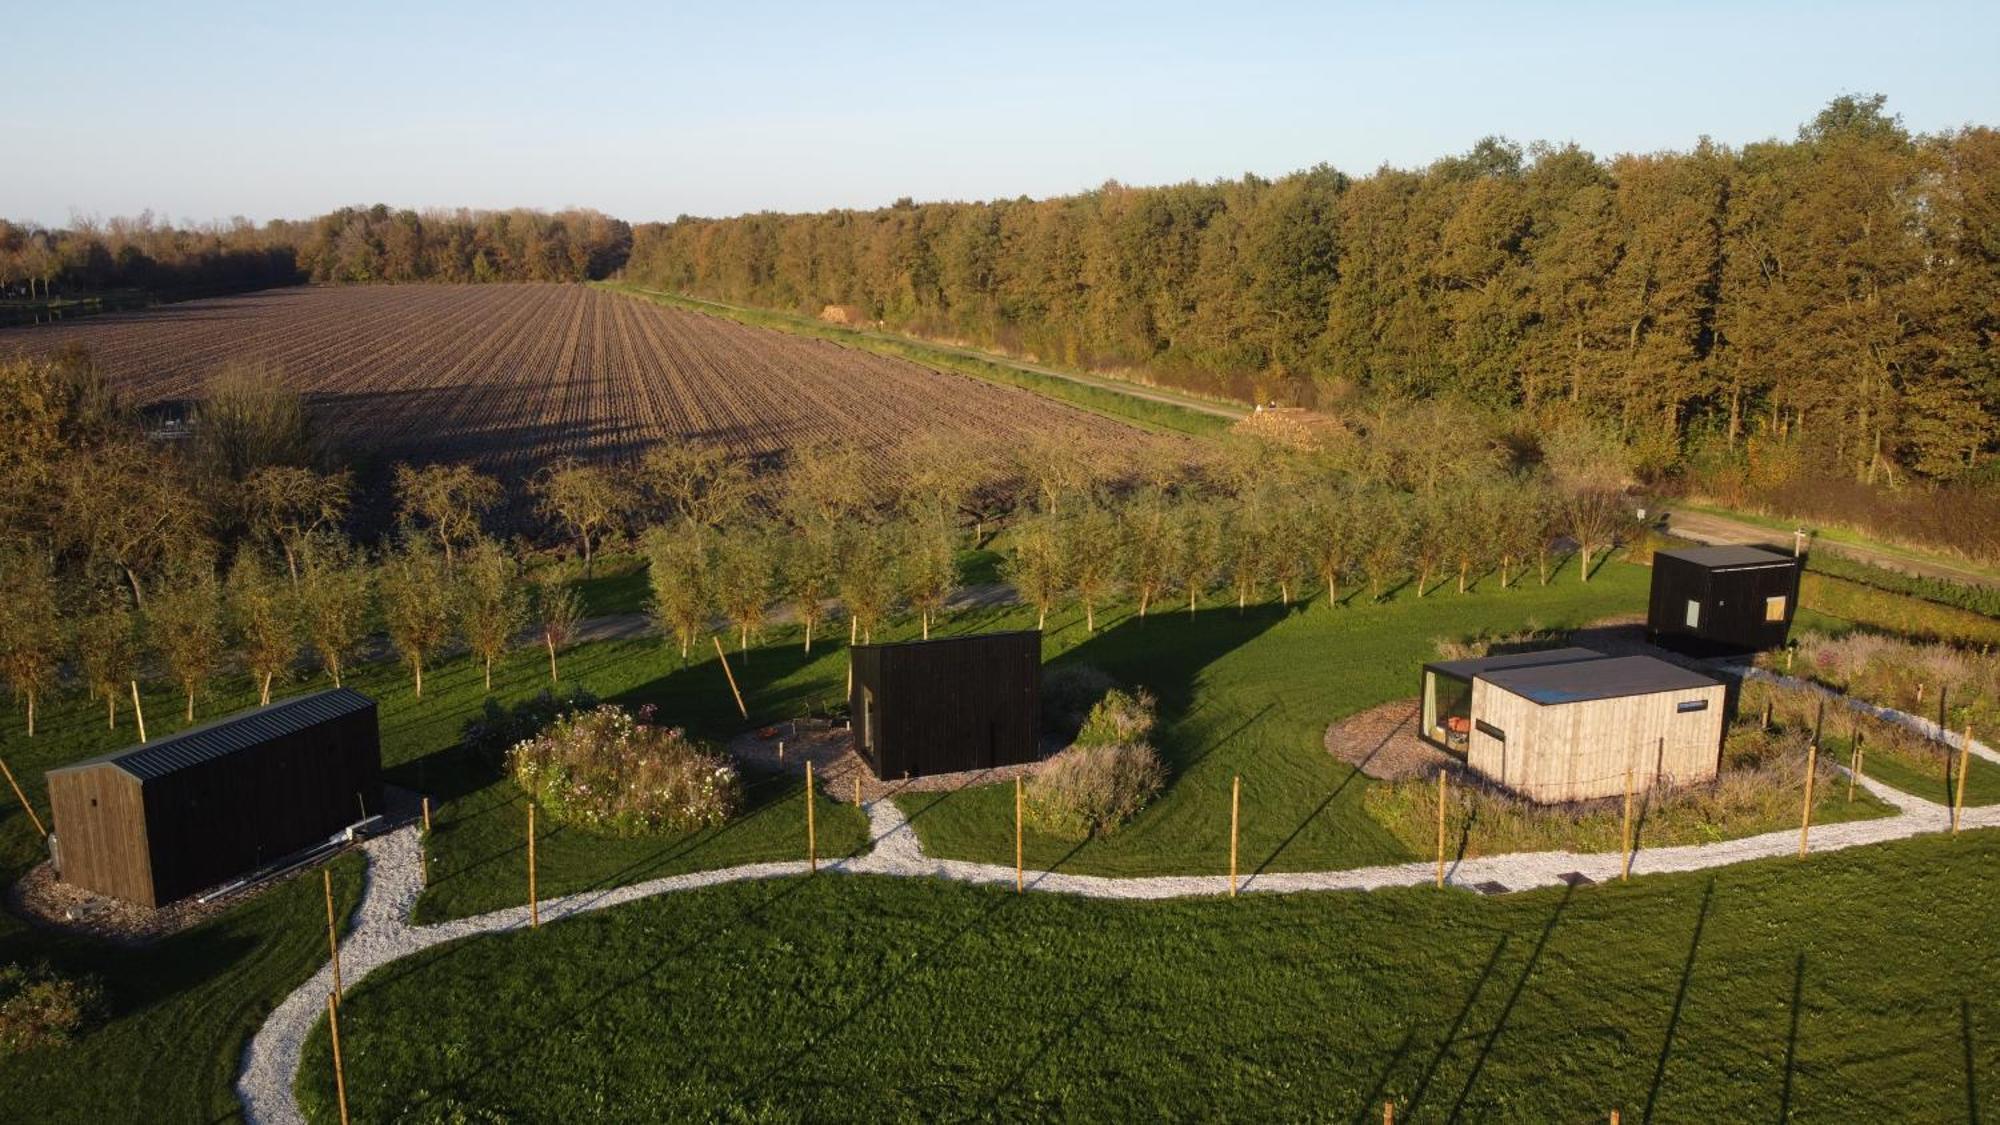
top-left (622, 96), bottom-right (2000, 486)
top-left (0, 351), bottom-right (1639, 732)
top-left (0, 207), bottom-right (632, 299)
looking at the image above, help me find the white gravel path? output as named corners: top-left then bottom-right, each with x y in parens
top-left (237, 695), bottom-right (1999, 1124)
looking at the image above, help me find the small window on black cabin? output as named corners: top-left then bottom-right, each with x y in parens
top-left (1676, 699), bottom-right (1709, 713)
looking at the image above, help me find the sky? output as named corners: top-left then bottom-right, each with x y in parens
top-left (6, 0), bottom-right (1999, 227)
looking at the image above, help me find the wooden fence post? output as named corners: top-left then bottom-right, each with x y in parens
top-left (713, 636), bottom-right (748, 720)
top-left (1621, 768), bottom-right (1635, 882)
top-left (853, 773), bottom-right (862, 808)
top-left (1435, 770), bottom-right (1448, 889)
top-left (421, 796), bottom-right (432, 834)
top-left (1015, 775), bottom-right (1024, 894)
top-left (1798, 743), bottom-right (1818, 858)
top-left (0, 757), bottom-right (48, 840)
top-left (1229, 775), bottom-right (1241, 898)
top-left (326, 991), bottom-right (351, 1125)
top-left (528, 802), bottom-right (539, 928)
top-left (130, 681), bottom-right (148, 743)
top-left (805, 759), bottom-right (817, 872)
top-left (1761, 698), bottom-right (1771, 732)
top-left (323, 869), bottom-right (343, 999)
top-left (1953, 723), bottom-right (1973, 835)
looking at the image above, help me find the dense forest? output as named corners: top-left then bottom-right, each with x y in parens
top-left (0, 206), bottom-right (632, 296)
top-left (623, 97), bottom-right (1999, 487)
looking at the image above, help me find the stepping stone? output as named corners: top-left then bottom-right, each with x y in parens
top-left (1472, 881), bottom-right (1509, 896)
top-left (1557, 871), bottom-right (1594, 887)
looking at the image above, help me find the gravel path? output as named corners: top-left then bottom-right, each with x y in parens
top-left (237, 692), bottom-right (1999, 1124)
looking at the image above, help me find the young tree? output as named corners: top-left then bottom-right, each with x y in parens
top-left (900, 512), bottom-right (961, 640)
top-left (1264, 503), bottom-right (1308, 607)
top-left (379, 535), bottom-right (454, 698)
top-left (296, 532), bottom-right (372, 687)
top-left (533, 571), bottom-right (585, 684)
top-left (1223, 504), bottom-right (1266, 611)
top-left (784, 441), bottom-right (871, 530)
top-left (629, 442), bottom-right (753, 530)
top-left (779, 523), bottom-right (839, 652)
top-left (147, 561), bottom-right (226, 722)
top-left (1175, 500), bottom-right (1224, 615)
top-left (191, 361), bottom-right (315, 483)
top-left (641, 524), bottom-right (713, 660)
top-left (1357, 490), bottom-right (1412, 602)
top-left (1448, 482), bottom-right (1496, 594)
top-left (712, 522), bottom-right (773, 653)
top-left (1018, 434), bottom-right (1095, 515)
top-left (226, 552), bottom-right (297, 706)
top-left (457, 538), bottom-right (527, 691)
top-left (1121, 490), bottom-right (1178, 618)
top-left (1062, 501), bottom-right (1122, 633)
top-left (241, 466), bottom-right (351, 582)
top-left (1408, 492), bottom-right (1450, 597)
top-left (0, 549), bottom-right (63, 735)
top-left (1002, 511), bottom-right (1066, 631)
top-left (836, 521), bottom-right (899, 644)
top-left (1306, 481), bottom-right (1359, 608)
top-left (73, 597), bottom-right (139, 728)
top-left (1563, 486), bottom-right (1631, 583)
top-left (535, 458), bottom-right (627, 579)
top-left (393, 462), bottom-right (500, 568)
top-left (58, 440), bottom-right (206, 608)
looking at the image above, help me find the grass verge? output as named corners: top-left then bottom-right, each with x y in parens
top-left (295, 831), bottom-right (2000, 1122)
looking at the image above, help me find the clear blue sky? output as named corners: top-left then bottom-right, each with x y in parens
top-left (6, 0), bottom-right (1997, 227)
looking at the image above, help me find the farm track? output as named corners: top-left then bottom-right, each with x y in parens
top-left (0, 284), bottom-right (1167, 485)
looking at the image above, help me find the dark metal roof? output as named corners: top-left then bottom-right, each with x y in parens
top-left (1425, 646), bottom-right (1607, 680)
top-left (1481, 655), bottom-right (1720, 705)
top-left (46, 688), bottom-right (376, 783)
top-left (853, 629), bottom-right (1041, 653)
top-left (1655, 545), bottom-right (1798, 571)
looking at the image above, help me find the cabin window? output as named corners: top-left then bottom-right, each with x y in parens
top-left (1676, 699), bottom-right (1710, 713)
top-left (1474, 719), bottom-right (1506, 741)
top-left (1764, 595), bottom-right (1788, 622)
top-left (1684, 599), bottom-right (1702, 628)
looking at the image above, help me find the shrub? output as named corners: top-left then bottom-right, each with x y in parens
top-left (460, 685), bottom-right (599, 764)
top-left (1432, 624), bottom-right (1568, 663)
top-left (1040, 663), bottom-right (1117, 739)
top-left (1025, 742), bottom-right (1167, 840)
top-left (0, 962), bottom-right (104, 1056)
top-left (509, 705), bottom-right (741, 836)
top-left (1075, 688), bottom-right (1157, 748)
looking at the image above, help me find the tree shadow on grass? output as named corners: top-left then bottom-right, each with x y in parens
top-left (1964, 997), bottom-right (1982, 1125)
top-left (1403, 931), bottom-right (1513, 1119)
top-left (1779, 952), bottom-right (1807, 1121)
top-left (1445, 882), bottom-right (1574, 1120)
top-left (1644, 878), bottom-right (1715, 1124)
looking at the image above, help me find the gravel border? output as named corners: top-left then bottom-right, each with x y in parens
top-left (237, 686), bottom-right (1999, 1124)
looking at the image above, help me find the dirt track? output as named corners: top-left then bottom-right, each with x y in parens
top-left (1663, 508), bottom-right (1999, 590)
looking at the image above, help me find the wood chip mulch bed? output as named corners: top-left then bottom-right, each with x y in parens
top-left (725, 721), bottom-right (1051, 803)
top-left (1323, 699), bottom-right (1454, 781)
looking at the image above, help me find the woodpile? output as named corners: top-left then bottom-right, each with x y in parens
top-left (1232, 405), bottom-right (1348, 451)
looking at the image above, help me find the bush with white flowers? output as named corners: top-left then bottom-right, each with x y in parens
top-left (509, 705), bottom-right (741, 836)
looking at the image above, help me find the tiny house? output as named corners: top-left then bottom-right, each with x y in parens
top-left (46, 688), bottom-right (382, 908)
top-left (1420, 650), bottom-right (1725, 803)
top-left (849, 631), bottom-right (1040, 780)
top-left (1648, 545), bottom-right (1801, 657)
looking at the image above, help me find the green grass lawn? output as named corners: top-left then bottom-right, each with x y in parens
top-left (1838, 735), bottom-right (2000, 808)
top-left (0, 853), bottom-right (365, 1121)
top-left (296, 831), bottom-right (2000, 1123)
top-left (904, 559), bottom-right (1651, 876)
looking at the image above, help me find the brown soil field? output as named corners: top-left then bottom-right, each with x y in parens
top-left (0, 283), bottom-right (1163, 479)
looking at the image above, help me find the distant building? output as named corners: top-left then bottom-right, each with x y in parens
top-left (46, 689), bottom-right (383, 908)
top-left (1647, 545), bottom-right (1801, 657)
top-left (1420, 649), bottom-right (1726, 802)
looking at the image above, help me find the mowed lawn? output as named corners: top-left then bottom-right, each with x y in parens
top-left (904, 558), bottom-right (1651, 875)
top-left (297, 831), bottom-right (2000, 1123)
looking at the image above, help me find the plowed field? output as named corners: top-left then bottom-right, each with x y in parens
top-left (0, 284), bottom-right (1158, 478)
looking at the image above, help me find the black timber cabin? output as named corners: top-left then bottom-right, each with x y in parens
top-left (1647, 545), bottom-right (1802, 657)
top-left (849, 631), bottom-right (1041, 780)
top-left (45, 688), bottom-right (382, 908)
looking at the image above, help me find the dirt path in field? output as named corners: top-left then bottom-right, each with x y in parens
top-left (238, 672), bottom-right (1999, 1124)
top-left (1663, 508), bottom-right (2000, 590)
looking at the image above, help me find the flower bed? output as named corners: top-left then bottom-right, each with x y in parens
top-left (509, 705), bottom-right (742, 836)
